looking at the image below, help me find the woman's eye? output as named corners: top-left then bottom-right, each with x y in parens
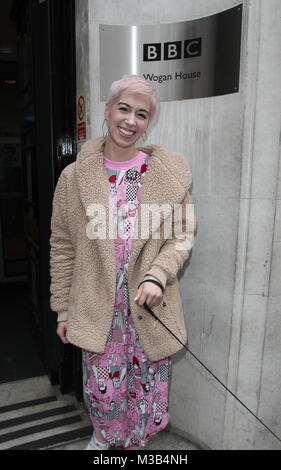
top-left (138, 113), bottom-right (147, 119)
top-left (119, 107), bottom-right (128, 112)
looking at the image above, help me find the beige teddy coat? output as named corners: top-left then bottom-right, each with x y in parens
top-left (49, 137), bottom-right (194, 361)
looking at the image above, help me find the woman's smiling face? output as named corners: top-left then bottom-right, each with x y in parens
top-left (104, 91), bottom-right (151, 149)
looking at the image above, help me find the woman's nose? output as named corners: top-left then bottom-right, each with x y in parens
top-left (125, 113), bottom-right (136, 126)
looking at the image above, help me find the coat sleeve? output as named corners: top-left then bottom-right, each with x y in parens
top-left (143, 189), bottom-right (196, 290)
top-left (49, 170), bottom-right (75, 322)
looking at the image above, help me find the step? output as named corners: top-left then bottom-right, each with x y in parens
top-left (0, 376), bottom-right (92, 450)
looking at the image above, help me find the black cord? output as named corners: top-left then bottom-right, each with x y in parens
top-left (143, 301), bottom-right (281, 445)
top-left (138, 279), bottom-right (164, 293)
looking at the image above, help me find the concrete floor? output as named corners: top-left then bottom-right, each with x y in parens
top-left (0, 375), bottom-right (200, 451)
top-left (53, 429), bottom-right (199, 451)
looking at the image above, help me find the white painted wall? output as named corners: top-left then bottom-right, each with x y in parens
top-left (75, 0), bottom-right (281, 449)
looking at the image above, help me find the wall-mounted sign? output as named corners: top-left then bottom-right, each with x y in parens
top-left (77, 93), bottom-right (87, 141)
top-left (100, 4), bottom-right (242, 102)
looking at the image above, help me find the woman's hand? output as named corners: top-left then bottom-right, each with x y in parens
top-left (135, 281), bottom-right (163, 309)
top-left (56, 321), bottom-right (70, 344)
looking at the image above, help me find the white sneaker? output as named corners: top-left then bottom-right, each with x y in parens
top-left (84, 431), bottom-right (110, 450)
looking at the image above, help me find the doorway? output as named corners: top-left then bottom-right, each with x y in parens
top-left (0, 0), bottom-right (45, 384)
top-left (0, 0), bottom-right (81, 399)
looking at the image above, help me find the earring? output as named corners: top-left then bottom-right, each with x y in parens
top-left (102, 119), bottom-right (109, 138)
top-left (142, 131), bottom-right (147, 142)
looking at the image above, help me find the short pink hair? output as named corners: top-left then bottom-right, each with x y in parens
top-left (106, 74), bottom-right (160, 120)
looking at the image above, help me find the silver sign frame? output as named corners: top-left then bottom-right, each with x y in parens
top-left (99, 4), bottom-right (242, 102)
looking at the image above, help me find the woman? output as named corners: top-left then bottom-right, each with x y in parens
top-left (50, 74), bottom-right (194, 450)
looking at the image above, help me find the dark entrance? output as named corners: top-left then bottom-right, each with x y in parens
top-left (0, 0), bottom-right (82, 399)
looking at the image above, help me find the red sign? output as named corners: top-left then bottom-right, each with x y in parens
top-left (78, 122), bottom-right (86, 141)
top-left (77, 93), bottom-right (86, 142)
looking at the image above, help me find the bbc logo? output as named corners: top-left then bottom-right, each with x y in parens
top-left (143, 38), bottom-right (202, 61)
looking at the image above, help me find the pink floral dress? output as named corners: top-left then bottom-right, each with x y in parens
top-left (83, 151), bottom-right (171, 449)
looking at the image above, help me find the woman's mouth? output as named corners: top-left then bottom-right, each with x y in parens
top-left (118, 126), bottom-right (136, 138)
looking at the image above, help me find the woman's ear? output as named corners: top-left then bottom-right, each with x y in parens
top-left (104, 103), bottom-right (109, 121)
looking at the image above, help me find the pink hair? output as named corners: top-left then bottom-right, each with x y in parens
top-left (106, 74), bottom-right (160, 120)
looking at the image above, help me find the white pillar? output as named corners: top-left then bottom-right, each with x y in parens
top-left (222, 0), bottom-right (281, 449)
top-left (75, 0), bottom-right (281, 449)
